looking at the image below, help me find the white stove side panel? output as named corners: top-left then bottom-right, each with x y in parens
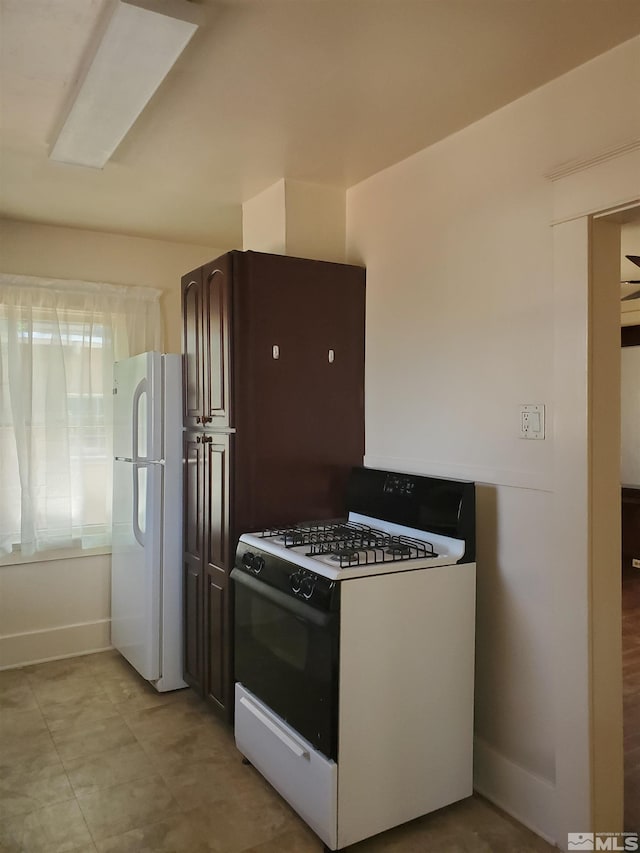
top-left (336, 562), bottom-right (476, 850)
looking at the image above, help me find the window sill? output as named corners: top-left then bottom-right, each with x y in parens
top-left (0, 546), bottom-right (112, 568)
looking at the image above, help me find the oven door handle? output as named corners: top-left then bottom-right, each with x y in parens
top-left (230, 568), bottom-right (335, 629)
top-left (239, 695), bottom-right (310, 759)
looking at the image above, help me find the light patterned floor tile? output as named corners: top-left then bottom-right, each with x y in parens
top-left (82, 651), bottom-right (134, 679)
top-left (0, 678), bottom-right (38, 712)
top-left (242, 826), bottom-right (324, 853)
top-left (138, 722), bottom-right (235, 772)
top-left (0, 759), bottom-right (74, 820)
top-left (64, 742), bottom-right (157, 798)
top-left (76, 774), bottom-right (179, 842)
top-left (0, 707), bottom-right (47, 739)
top-left (52, 716), bottom-right (136, 763)
top-left (93, 813), bottom-right (217, 853)
top-left (0, 798), bottom-right (94, 852)
top-left (185, 791), bottom-right (297, 853)
top-left (120, 695), bottom-right (210, 742)
top-left (157, 753), bottom-right (257, 810)
top-left (0, 729), bottom-right (59, 772)
top-left (43, 693), bottom-right (121, 734)
top-left (0, 669), bottom-right (27, 690)
top-left (30, 675), bottom-right (108, 710)
top-left (24, 657), bottom-right (94, 683)
top-left (103, 675), bottom-right (182, 713)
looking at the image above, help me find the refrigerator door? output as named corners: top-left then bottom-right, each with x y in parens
top-left (111, 458), bottom-right (163, 680)
top-left (113, 352), bottom-right (162, 461)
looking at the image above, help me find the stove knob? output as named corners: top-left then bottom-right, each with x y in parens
top-left (300, 577), bottom-right (315, 600)
top-left (242, 552), bottom-right (264, 574)
top-left (290, 571), bottom-right (302, 593)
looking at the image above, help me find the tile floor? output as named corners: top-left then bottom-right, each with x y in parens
top-left (0, 651), bottom-right (555, 852)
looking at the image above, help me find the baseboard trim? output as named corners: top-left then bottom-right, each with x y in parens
top-left (473, 736), bottom-right (557, 846)
top-left (0, 619), bottom-right (112, 669)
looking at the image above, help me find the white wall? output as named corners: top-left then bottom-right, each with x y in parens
top-left (0, 219), bottom-right (221, 667)
top-left (284, 180), bottom-right (346, 263)
top-left (242, 180), bottom-right (287, 254)
top-left (346, 36), bottom-right (640, 843)
top-left (0, 555), bottom-right (111, 667)
top-left (243, 179), bottom-right (346, 262)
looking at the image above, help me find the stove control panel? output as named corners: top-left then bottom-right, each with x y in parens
top-left (242, 551), bottom-right (265, 574)
top-left (234, 544), bottom-right (339, 613)
top-left (290, 569), bottom-right (318, 600)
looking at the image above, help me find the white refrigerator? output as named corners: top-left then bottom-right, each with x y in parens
top-left (111, 352), bottom-right (186, 692)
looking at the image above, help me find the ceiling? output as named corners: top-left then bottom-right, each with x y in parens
top-left (1, 0), bottom-right (639, 248)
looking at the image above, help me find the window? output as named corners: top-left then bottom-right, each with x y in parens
top-left (0, 274), bottom-right (162, 558)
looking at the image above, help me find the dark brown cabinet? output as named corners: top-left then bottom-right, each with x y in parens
top-left (182, 250), bottom-right (365, 719)
top-left (182, 429), bottom-right (232, 710)
top-left (182, 255), bottom-right (233, 430)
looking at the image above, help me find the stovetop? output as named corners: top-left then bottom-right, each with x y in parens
top-left (258, 518), bottom-right (437, 566)
top-left (239, 513), bottom-right (466, 581)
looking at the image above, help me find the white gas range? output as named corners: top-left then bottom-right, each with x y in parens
top-left (232, 467), bottom-right (477, 852)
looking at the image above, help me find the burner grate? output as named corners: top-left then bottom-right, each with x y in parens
top-left (308, 534), bottom-right (437, 567)
top-left (258, 519), bottom-right (387, 548)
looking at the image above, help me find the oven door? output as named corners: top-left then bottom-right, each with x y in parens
top-left (231, 568), bottom-right (339, 760)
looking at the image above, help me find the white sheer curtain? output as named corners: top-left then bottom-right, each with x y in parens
top-left (0, 274), bottom-right (162, 556)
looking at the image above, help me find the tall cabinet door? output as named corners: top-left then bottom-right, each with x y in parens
top-left (203, 434), bottom-right (233, 711)
top-left (182, 268), bottom-right (205, 429)
top-left (202, 255), bottom-right (233, 428)
top-left (182, 431), bottom-right (205, 693)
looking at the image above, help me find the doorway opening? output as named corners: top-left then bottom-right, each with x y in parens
top-left (595, 205), bottom-right (640, 832)
top-left (617, 208), bottom-right (640, 831)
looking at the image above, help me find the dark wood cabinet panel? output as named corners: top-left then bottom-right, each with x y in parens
top-left (182, 250), bottom-right (365, 721)
top-left (184, 562), bottom-right (203, 692)
top-left (203, 257), bottom-right (233, 428)
top-left (182, 270), bottom-right (203, 428)
top-left (204, 571), bottom-right (226, 708)
top-left (205, 436), bottom-right (231, 571)
top-left (183, 433), bottom-right (204, 561)
top-left (182, 430), bottom-right (205, 693)
top-left (203, 435), bottom-right (232, 711)
top-left (182, 428), bottom-right (233, 716)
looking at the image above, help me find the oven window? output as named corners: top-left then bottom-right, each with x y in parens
top-left (234, 574), bottom-right (339, 759)
top-left (251, 596), bottom-right (308, 671)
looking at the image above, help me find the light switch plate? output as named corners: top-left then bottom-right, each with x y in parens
top-left (520, 404), bottom-right (545, 440)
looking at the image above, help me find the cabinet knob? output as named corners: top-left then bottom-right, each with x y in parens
top-left (203, 435), bottom-right (213, 443)
top-left (328, 349), bottom-right (335, 364)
